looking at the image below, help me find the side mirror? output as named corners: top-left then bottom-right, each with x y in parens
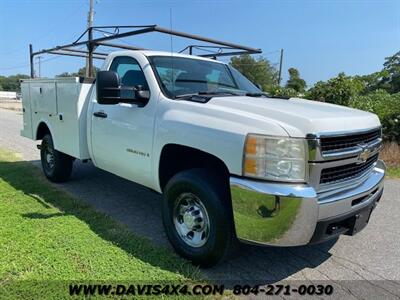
top-left (96, 71), bottom-right (150, 106)
top-left (135, 85), bottom-right (150, 100)
top-left (96, 71), bottom-right (121, 105)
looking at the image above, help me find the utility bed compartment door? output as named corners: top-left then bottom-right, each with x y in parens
top-left (20, 82), bottom-right (34, 139)
top-left (30, 82), bottom-right (58, 114)
top-left (20, 77), bottom-right (92, 160)
top-left (55, 82), bottom-right (91, 159)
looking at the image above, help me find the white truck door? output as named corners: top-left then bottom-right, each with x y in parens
top-left (90, 55), bottom-right (155, 187)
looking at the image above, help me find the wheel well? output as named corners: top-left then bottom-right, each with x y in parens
top-left (36, 122), bottom-right (50, 140)
top-left (159, 144), bottom-right (230, 192)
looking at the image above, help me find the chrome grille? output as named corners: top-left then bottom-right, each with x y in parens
top-left (320, 153), bottom-right (379, 184)
top-left (320, 129), bottom-right (381, 152)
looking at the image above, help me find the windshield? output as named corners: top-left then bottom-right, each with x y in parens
top-left (148, 56), bottom-right (261, 98)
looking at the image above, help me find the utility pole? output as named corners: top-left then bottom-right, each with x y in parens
top-left (29, 44), bottom-right (35, 78)
top-left (37, 56), bottom-right (42, 78)
top-left (278, 48), bottom-right (284, 86)
top-left (86, 0), bottom-right (94, 77)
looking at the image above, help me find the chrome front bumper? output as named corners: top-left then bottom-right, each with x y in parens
top-left (230, 160), bottom-right (386, 246)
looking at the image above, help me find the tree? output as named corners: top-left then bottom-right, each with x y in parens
top-left (380, 51), bottom-right (400, 94)
top-left (305, 72), bottom-right (363, 106)
top-left (56, 72), bottom-right (73, 77)
top-left (350, 89), bottom-right (400, 141)
top-left (354, 70), bottom-right (390, 94)
top-left (269, 86), bottom-right (299, 98)
top-left (230, 54), bottom-right (278, 92)
top-left (56, 66), bottom-right (99, 78)
top-left (0, 74), bottom-right (30, 91)
top-left (0, 75), bottom-right (4, 91)
top-left (76, 66), bottom-right (99, 77)
top-left (285, 68), bottom-right (306, 93)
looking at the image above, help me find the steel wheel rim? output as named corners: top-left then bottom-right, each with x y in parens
top-left (43, 142), bottom-right (55, 170)
top-left (173, 192), bottom-right (210, 248)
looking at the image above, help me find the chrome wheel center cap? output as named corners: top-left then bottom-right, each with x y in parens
top-left (183, 212), bottom-right (196, 229)
top-left (173, 193), bottom-right (210, 248)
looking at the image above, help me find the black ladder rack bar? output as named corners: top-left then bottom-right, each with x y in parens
top-left (95, 42), bottom-right (147, 51)
top-left (29, 24), bottom-right (262, 78)
top-left (153, 26), bottom-right (261, 53)
top-left (199, 50), bottom-right (259, 58)
top-left (48, 51), bottom-right (107, 60)
top-left (63, 48), bottom-right (108, 57)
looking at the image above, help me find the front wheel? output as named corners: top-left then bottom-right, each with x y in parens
top-left (40, 134), bottom-right (73, 183)
top-left (162, 169), bottom-right (234, 267)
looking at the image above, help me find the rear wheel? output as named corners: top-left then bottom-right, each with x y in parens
top-left (162, 168), bottom-right (234, 267)
top-left (40, 134), bottom-right (73, 182)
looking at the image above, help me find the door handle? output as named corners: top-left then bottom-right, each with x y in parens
top-left (93, 111), bottom-right (107, 118)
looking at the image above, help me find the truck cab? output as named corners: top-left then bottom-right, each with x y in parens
top-left (21, 49), bottom-right (385, 267)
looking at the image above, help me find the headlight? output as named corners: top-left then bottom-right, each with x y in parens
top-left (243, 134), bottom-right (308, 182)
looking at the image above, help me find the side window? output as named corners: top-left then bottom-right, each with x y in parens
top-left (109, 56), bottom-right (149, 90)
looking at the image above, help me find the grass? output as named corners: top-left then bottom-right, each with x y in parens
top-left (0, 149), bottom-right (202, 299)
top-left (380, 142), bottom-right (400, 178)
top-left (387, 166), bottom-right (400, 178)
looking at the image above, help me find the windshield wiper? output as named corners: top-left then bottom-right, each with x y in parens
top-left (175, 93), bottom-right (208, 99)
top-left (245, 92), bottom-right (291, 99)
top-left (175, 91), bottom-right (240, 100)
top-left (198, 91), bottom-right (241, 96)
top-left (245, 92), bottom-right (269, 97)
top-left (174, 93), bottom-right (213, 103)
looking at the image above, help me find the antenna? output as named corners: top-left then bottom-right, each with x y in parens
top-left (169, 8), bottom-right (175, 96)
top-left (169, 8), bottom-right (173, 54)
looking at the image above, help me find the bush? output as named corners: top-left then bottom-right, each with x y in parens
top-left (268, 86), bottom-right (300, 98)
top-left (349, 90), bottom-right (400, 142)
top-left (305, 73), bottom-right (364, 106)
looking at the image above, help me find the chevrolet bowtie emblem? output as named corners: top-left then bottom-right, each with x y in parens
top-left (357, 145), bottom-right (371, 164)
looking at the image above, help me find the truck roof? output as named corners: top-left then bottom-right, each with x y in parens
top-left (107, 50), bottom-right (227, 64)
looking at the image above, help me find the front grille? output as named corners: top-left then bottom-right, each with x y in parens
top-left (320, 129), bottom-right (381, 152)
top-left (320, 154), bottom-right (379, 184)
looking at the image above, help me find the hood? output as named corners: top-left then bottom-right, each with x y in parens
top-left (207, 96), bottom-right (381, 137)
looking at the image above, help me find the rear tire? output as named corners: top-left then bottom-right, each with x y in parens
top-left (40, 134), bottom-right (73, 183)
top-left (162, 168), bottom-right (234, 268)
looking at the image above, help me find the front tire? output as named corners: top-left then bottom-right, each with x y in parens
top-left (40, 134), bottom-right (73, 183)
top-left (162, 168), bottom-right (234, 267)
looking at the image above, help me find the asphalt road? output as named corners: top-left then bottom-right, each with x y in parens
top-left (1, 108), bottom-right (400, 299)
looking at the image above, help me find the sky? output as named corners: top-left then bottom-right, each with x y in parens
top-left (0, 0), bottom-right (399, 86)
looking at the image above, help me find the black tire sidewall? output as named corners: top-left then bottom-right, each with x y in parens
top-left (40, 134), bottom-right (73, 182)
top-left (41, 134), bottom-right (56, 178)
top-left (163, 169), bottom-right (232, 267)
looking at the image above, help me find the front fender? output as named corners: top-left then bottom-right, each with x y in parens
top-left (152, 97), bottom-right (289, 192)
top-left (153, 111), bottom-right (246, 192)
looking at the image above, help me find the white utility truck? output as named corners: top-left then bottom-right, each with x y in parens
top-left (21, 27), bottom-right (385, 267)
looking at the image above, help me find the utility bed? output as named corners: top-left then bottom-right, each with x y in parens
top-left (21, 77), bottom-right (93, 159)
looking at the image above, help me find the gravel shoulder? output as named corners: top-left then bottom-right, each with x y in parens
top-left (1, 108), bottom-right (400, 298)
top-left (0, 99), bottom-right (22, 111)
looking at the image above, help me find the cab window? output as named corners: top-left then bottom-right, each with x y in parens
top-left (109, 56), bottom-right (149, 90)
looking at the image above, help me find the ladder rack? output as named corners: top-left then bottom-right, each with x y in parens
top-left (29, 25), bottom-right (262, 78)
